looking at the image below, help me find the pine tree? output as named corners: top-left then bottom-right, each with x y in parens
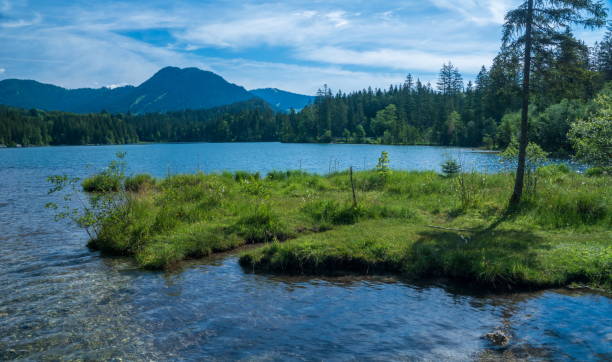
top-left (503, 0), bottom-right (607, 208)
top-left (596, 25), bottom-right (612, 80)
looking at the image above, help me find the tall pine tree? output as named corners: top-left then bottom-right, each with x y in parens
top-left (502, 0), bottom-right (607, 208)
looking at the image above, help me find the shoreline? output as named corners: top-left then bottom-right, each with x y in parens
top-left (58, 167), bottom-right (611, 293)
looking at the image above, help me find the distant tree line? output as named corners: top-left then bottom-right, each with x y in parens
top-left (0, 99), bottom-right (278, 146)
top-left (0, 107), bottom-right (138, 146)
top-left (1, 27), bottom-right (610, 157)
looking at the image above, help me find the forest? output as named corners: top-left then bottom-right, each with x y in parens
top-left (1, 27), bottom-right (611, 157)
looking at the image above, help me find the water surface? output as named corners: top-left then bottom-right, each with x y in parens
top-left (0, 143), bottom-right (609, 360)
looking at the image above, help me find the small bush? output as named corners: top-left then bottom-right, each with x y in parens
top-left (82, 174), bottom-right (121, 193)
top-left (376, 151), bottom-right (390, 174)
top-left (441, 159), bottom-right (461, 177)
top-left (125, 174), bottom-right (155, 192)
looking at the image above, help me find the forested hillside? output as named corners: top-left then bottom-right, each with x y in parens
top-left (0, 99), bottom-right (279, 146)
top-left (1, 28), bottom-right (610, 155)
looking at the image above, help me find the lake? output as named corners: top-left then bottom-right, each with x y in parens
top-left (0, 143), bottom-right (609, 360)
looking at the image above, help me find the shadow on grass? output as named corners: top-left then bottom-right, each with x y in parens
top-left (410, 228), bottom-right (550, 290)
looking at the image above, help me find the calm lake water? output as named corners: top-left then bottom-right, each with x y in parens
top-left (0, 143), bottom-right (610, 360)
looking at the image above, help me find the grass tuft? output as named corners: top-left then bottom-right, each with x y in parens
top-left (124, 174), bottom-right (156, 192)
top-left (82, 173), bottom-right (121, 192)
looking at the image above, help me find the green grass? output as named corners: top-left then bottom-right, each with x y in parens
top-left (84, 167), bottom-right (611, 291)
top-left (82, 173), bottom-right (121, 192)
top-left (124, 173), bottom-right (156, 192)
top-left (240, 219), bottom-right (610, 290)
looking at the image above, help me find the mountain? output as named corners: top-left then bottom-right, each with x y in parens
top-left (249, 88), bottom-right (314, 112)
top-left (124, 67), bottom-right (254, 114)
top-left (0, 67), bottom-right (255, 114)
top-left (0, 79), bottom-right (134, 113)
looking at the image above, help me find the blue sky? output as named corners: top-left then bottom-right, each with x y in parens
top-left (0, 0), bottom-right (609, 95)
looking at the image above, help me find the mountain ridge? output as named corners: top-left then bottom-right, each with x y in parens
top-left (0, 67), bottom-right (312, 114)
top-left (249, 88), bottom-right (314, 112)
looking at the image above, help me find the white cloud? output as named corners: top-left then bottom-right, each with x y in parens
top-left (1, 0), bottom-right (606, 95)
top-left (170, 1), bottom-right (501, 75)
top-left (429, 0), bottom-right (515, 25)
top-left (176, 9), bottom-right (351, 49)
top-left (0, 12), bottom-right (41, 28)
top-left (0, 67), bottom-right (5, 74)
top-left (0, 26), bottom-right (206, 88)
top-left (297, 46), bottom-right (493, 73)
top-left (325, 11), bottom-right (349, 28)
top-left (203, 58), bottom-right (407, 95)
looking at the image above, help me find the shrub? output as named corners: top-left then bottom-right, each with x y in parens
top-left (568, 89), bottom-right (612, 168)
top-left (82, 173), bottom-right (121, 193)
top-left (376, 151), bottom-right (391, 176)
top-left (441, 159), bottom-right (461, 177)
top-left (124, 174), bottom-right (156, 192)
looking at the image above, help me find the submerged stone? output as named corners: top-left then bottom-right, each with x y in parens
top-left (484, 330), bottom-right (511, 346)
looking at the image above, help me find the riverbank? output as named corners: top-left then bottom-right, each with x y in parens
top-left (78, 167), bottom-right (610, 291)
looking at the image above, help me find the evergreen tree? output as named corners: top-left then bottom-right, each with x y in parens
top-left (595, 25), bottom-right (612, 80)
top-left (502, 0), bottom-right (607, 207)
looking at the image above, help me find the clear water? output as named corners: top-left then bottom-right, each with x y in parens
top-left (0, 143), bottom-right (609, 360)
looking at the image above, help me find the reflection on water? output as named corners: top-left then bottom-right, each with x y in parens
top-left (0, 143), bottom-right (609, 360)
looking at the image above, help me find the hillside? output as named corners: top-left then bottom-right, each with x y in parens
top-left (249, 88), bottom-right (314, 112)
top-left (0, 67), bottom-right (255, 114)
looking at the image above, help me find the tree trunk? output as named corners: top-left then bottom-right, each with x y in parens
top-left (509, 0), bottom-right (534, 209)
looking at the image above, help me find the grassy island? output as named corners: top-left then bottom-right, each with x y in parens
top-left (57, 163), bottom-right (611, 291)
